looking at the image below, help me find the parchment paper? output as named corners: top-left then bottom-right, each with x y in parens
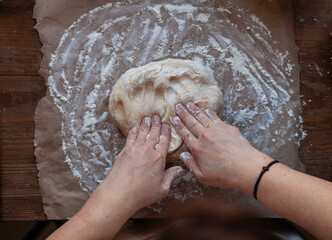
top-left (34, 0), bottom-right (304, 219)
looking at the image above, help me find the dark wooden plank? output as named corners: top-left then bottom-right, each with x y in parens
top-left (0, 196), bottom-right (45, 221)
top-left (0, 0), bottom-right (46, 220)
top-left (293, 0), bottom-right (332, 181)
top-left (0, 0), bottom-right (35, 8)
top-left (293, 0), bottom-right (331, 28)
top-left (0, 77), bottom-right (46, 220)
top-left (0, 122), bottom-right (47, 220)
top-left (0, 0), bottom-right (331, 221)
top-left (0, 4), bottom-right (42, 75)
top-left (0, 76), bottom-right (45, 124)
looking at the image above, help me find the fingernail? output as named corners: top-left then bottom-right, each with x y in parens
top-left (180, 152), bottom-right (191, 163)
top-left (176, 167), bottom-right (185, 177)
top-left (131, 127), bottom-right (137, 133)
top-left (144, 117), bottom-right (151, 126)
top-left (186, 102), bottom-right (195, 111)
top-left (205, 109), bottom-right (214, 118)
top-left (175, 103), bottom-right (185, 114)
top-left (161, 123), bottom-right (170, 134)
top-left (172, 116), bottom-right (181, 125)
top-left (152, 115), bottom-right (160, 124)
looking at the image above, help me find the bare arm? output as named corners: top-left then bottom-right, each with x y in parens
top-left (48, 115), bottom-right (183, 240)
top-left (173, 102), bottom-right (332, 240)
top-left (47, 193), bottom-right (134, 240)
top-left (256, 163), bottom-right (332, 240)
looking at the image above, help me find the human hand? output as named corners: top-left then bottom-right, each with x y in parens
top-left (172, 102), bottom-right (272, 194)
top-left (49, 116), bottom-right (184, 240)
top-left (92, 115), bottom-right (183, 214)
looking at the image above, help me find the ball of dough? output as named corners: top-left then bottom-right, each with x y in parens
top-left (109, 58), bottom-right (223, 156)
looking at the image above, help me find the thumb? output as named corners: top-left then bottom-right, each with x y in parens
top-left (160, 166), bottom-right (184, 195)
top-left (180, 152), bottom-right (201, 176)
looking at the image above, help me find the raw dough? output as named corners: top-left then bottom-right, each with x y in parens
top-left (109, 59), bottom-right (223, 155)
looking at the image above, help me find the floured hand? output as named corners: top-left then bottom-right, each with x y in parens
top-left (98, 115), bottom-right (184, 212)
top-left (48, 115), bottom-right (183, 240)
top-left (172, 102), bottom-right (271, 193)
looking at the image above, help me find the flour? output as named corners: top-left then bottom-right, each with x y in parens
top-left (196, 13), bottom-right (210, 23)
top-left (250, 14), bottom-right (272, 38)
top-left (47, 0), bottom-right (304, 210)
top-left (216, 7), bottom-right (232, 14)
top-left (163, 4), bottom-right (198, 13)
top-left (314, 63), bottom-right (323, 77)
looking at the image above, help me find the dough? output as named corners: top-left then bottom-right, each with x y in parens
top-left (109, 59), bottom-right (223, 156)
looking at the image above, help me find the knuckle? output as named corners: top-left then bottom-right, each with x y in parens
top-left (183, 114), bottom-right (193, 123)
top-left (190, 109), bottom-right (199, 117)
top-left (205, 122), bottom-right (214, 128)
top-left (191, 142), bottom-right (200, 153)
top-left (178, 110), bottom-right (188, 119)
top-left (149, 137), bottom-right (159, 143)
top-left (142, 145), bottom-right (152, 153)
top-left (201, 130), bottom-right (213, 140)
top-left (201, 131), bottom-right (209, 139)
top-left (188, 121), bottom-right (198, 130)
top-left (140, 126), bottom-right (149, 132)
top-left (184, 132), bottom-right (192, 140)
top-left (196, 113), bottom-right (205, 121)
top-left (176, 122), bottom-right (185, 131)
top-left (151, 125), bottom-right (160, 131)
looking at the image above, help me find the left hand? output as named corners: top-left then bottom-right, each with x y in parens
top-left (83, 115), bottom-right (184, 218)
top-left (47, 115), bottom-right (183, 240)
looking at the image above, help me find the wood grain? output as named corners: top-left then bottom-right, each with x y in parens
top-left (0, 0), bottom-right (331, 220)
top-left (0, 0), bottom-right (47, 220)
top-left (293, 0), bottom-right (332, 181)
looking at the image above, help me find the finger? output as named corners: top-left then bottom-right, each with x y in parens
top-left (204, 109), bottom-right (225, 125)
top-left (156, 123), bottom-right (171, 157)
top-left (172, 116), bottom-right (197, 150)
top-left (180, 152), bottom-right (202, 177)
top-left (186, 102), bottom-right (213, 128)
top-left (145, 115), bottom-right (161, 148)
top-left (135, 116), bottom-right (151, 144)
top-left (160, 166), bottom-right (184, 195)
top-left (175, 103), bottom-right (205, 137)
top-left (125, 127), bottom-right (138, 148)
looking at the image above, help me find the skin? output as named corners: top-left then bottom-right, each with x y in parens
top-left (48, 115), bottom-right (183, 240)
top-left (48, 102), bottom-right (332, 240)
top-left (172, 102), bottom-right (332, 240)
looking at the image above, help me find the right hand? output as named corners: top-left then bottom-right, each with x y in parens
top-left (172, 102), bottom-right (272, 194)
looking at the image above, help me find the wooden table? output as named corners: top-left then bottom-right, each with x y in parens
top-left (0, 0), bottom-right (331, 221)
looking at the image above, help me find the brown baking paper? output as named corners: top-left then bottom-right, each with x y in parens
top-left (34, 0), bottom-right (305, 219)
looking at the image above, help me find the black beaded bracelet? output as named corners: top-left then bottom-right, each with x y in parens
top-left (253, 160), bottom-right (279, 200)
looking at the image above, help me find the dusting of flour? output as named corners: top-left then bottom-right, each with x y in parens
top-left (48, 0), bottom-right (304, 209)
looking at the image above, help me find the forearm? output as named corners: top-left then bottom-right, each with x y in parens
top-left (47, 189), bottom-right (135, 240)
top-left (47, 208), bottom-right (131, 240)
top-left (171, 102), bottom-right (332, 239)
top-left (244, 161), bottom-right (332, 239)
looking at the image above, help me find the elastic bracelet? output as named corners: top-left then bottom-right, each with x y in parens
top-left (253, 160), bottom-right (279, 200)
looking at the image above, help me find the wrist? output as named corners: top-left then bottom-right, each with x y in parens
top-left (74, 191), bottom-right (135, 240)
top-left (234, 152), bottom-right (273, 196)
top-left (79, 184), bottom-right (136, 226)
top-left (93, 182), bottom-right (138, 217)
